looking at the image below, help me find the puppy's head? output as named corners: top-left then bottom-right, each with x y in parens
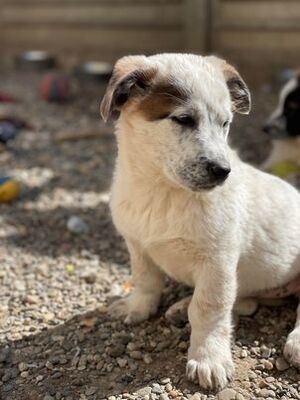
top-left (101, 54), bottom-right (251, 191)
top-left (263, 73), bottom-right (300, 139)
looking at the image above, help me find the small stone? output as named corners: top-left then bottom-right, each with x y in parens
top-left (152, 383), bottom-right (163, 394)
top-left (67, 216), bottom-right (88, 234)
top-left (161, 378), bottom-right (171, 384)
top-left (265, 377), bottom-right (275, 383)
top-left (190, 394), bottom-right (202, 400)
top-left (108, 344), bottom-right (125, 358)
top-left (85, 387), bottom-right (97, 396)
top-left (117, 358), bottom-right (127, 368)
top-left (83, 272), bottom-right (97, 284)
top-left (259, 388), bottom-right (275, 398)
top-left (36, 375), bottom-right (44, 382)
top-left (135, 387), bottom-right (152, 397)
top-left (217, 388), bottom-right (237, 400)
top-left (43, 395), bottom-right (54, 400)
top-left (240, 349), bottom-right (248, 358)
top-left (262, 359), bottom-right (273, 370)
top-left (159, 395), bottom-right (169, 400)
top-left (275, 357), bottom-right (289, 371)
top-left (18, 362), bottom-right (28, 372)
top-left (24, 294), bottom-right (39, 304)
top-left (261, 345), bottom-right (272, 358)
top-left (143, 354), bottom-right (153, 364)
top-left (236, 394), bottom-right (244, 400)
top-left (129, 350), bottom-right (142, 360)
top-left (20, 371), bottom-right (29, 378)
top-left (165, 383), bottom-right (172, 392)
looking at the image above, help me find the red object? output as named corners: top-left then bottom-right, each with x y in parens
top-left (0, 92), bottom-right (17, 103)
top-left (39, 73), bottom-right (71, 102)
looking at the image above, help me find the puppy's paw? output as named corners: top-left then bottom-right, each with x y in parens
top-left (284, 331), bottom-right (300, 368)
top-left (108, 293), bottom-right (158, 325)
top-left (186, 347), bottom-right (234, 389)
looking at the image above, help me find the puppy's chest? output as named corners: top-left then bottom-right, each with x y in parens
top-left (111, 191), bottom-right (222, 285)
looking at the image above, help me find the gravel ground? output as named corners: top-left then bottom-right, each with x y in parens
top-left (0, 69), bottom-right (299, 400)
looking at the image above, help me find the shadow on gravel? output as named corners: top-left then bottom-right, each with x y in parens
top-left (1, 299), bottom-right (300, 400)
top-left (1, 202), bottom-right (128, 265)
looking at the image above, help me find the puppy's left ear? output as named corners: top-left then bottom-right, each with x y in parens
top-left (207, 56), bottom-right (251, 115)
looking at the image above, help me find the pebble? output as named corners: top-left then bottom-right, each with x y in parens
top-left (129, 350), bottom-right (142, 360)
top-left (143, 354), bottom-right (153, 364)
top-left (165, 383), bottom-right (172, 392)
top-left (152, 383), bottom-right (163, 394)
top-left (261, 345), bottom-right (272, 358)
top-left (24, 294), bottom-right (39, 305)
top-left (159, 394), bottom-right (169, 400)
top-left (85, 387), bottom-right (97, 395)
top-left (275, 357), bottom-right (289, 371)
top-left (43, 396), bottom-right (55, 400)
top-left (262, 359), bottom-right (274, 370)
top-left (67, 216), bottom-right (89, 234)
top-left (217, 388), bottom-right (237, 400)
top-left (240, 349), bottom-right (248, 358)
top-left (135, 387), bottom-right (152, 397)
top-left (117, 358), bottom-right (127, 368)
top-left (18, 362), bottom-right (28, 372)
top-left (259, 388), bottom-right (275, 398)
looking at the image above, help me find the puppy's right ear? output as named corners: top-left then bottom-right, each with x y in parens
top-left (100, 55), bottom-right (156, 122)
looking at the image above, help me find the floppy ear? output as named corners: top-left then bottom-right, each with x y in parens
top-left (206, 56), bottom-right (251, 115)
top-left (100, 55), bottom-right (156, 122)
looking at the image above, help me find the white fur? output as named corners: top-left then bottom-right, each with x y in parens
top-left (104, 54), bottom-right (300, 389)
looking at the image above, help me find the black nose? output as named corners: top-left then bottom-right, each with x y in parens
top-left (206, 162), bottom-right (231, 180)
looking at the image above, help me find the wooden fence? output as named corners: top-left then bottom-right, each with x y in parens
top-left (0, 0), bottom-right (300, 83)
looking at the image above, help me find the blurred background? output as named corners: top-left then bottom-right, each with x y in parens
top-left (0, 0), bottom-right (300, 85)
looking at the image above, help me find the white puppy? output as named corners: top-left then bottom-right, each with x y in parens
top-left (100, 54), bottom-right (300, 390)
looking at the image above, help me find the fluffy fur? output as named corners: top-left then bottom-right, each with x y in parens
top-left (100, 54), bottom-right (300, 390)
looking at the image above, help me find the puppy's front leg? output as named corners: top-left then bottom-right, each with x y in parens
top-left (109, 240), bottom-right (164, 325)
top-left (284, 300), bottom-right (300, 367)
top-left (186, 261), bottom-right (236, 390)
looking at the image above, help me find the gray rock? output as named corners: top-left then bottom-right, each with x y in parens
top-left (217, 388), bottom-right (237, 400)
top-left (67, 216), bottom-right (88, 234)
top-left (159, 394), bottom-right (169, 400)
top-left (135, 387), bottom-right (152, 397)
top-left (275, 357), bottom-right (289, 371)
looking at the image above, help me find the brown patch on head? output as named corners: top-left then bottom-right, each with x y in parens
top-left (136, 77), bottom-right (190, 121)
top-left (206, 56), bottom-right (251, 115)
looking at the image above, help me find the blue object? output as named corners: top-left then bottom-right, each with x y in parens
top-left (0, 122), bottom-right (18, 143)
top-left (0, 177), bottom-right (10, 185)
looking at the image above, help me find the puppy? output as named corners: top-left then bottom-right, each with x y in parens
top-left (262, 72), bottom-right (300, 170)
top-left (100, 54), bottom-right (300, 390)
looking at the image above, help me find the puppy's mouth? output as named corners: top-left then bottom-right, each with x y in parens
top-left (179, 176), bottom-right (229, 192)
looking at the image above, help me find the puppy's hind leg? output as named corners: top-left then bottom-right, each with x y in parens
top-left (108, 240), bottom-right (165, 325)
top-left (283, 298), bottom-right (300, 368)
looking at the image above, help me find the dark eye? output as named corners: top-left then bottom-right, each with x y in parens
top-left (222, 120), bottom-right (230, 128)
top-left (171, 115), bottom-right (196, 127)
